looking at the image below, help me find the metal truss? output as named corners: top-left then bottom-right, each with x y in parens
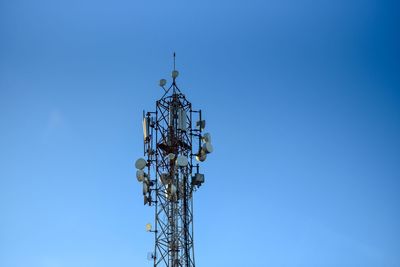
top-left (139, 69), bottom-right (208, 267)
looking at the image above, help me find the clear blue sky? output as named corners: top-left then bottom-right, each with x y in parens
top-left (1, 0), bottom-right (399, 266)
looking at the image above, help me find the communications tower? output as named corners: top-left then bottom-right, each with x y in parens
top-left (134, 55), bottom-right (213, 267)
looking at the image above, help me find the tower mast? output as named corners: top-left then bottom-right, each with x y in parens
top-left (134, 55), bottom-right (213, 267)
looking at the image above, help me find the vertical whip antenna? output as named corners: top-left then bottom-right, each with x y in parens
top-left (173, 52), bottom-right (176, 71)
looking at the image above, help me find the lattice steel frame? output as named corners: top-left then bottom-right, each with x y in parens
top-left (141, 73), bottom-right (205, 267)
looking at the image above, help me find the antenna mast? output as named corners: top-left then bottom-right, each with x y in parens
top-left (134, 55), bottom-right (213, 267)
top-left (173, 52), bottom-right (176, 70)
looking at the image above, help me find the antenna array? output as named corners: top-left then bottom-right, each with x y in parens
top-left (134, 56), bottom-right (213, 267)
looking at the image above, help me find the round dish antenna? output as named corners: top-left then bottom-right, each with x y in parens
top-left (167, 153), bottom-right (176, 160)
top-left (172, 70), bottom-right (179, 79)
top-left (176, 155), bottom-right (188, 167)
top-left (202, 133), bottom-right (212, 143)
top-left (135, 158), bottom-right (147, 170)
top-left (202, 142), bottom-right (213, 154)
top-left (136, 170), bottom-right (145, 182)
top-left (196, 152), bottom-right (207, 162)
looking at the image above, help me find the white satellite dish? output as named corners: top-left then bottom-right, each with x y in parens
top-left (202, 133), bottom-right (211, 143)
top-left (196, 152), bottom-right (207, 162)
top-left (146, 223), bottom-right (152, 232)
top-left (136, 170), bottom-right (145, 182)
top-left (167, 153), bottom-right (175, 160)
top-left (135, 158), bottom-right (147, 170)
top-left (172, 70), bottom-right (179, 78)
top-left (202, 142), bottom-right (213, 154)
top-left (176, 155), bottom-right (188, 167)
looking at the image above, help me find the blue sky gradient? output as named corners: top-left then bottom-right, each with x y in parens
top-left (1, 0), bottom-right (399, 266)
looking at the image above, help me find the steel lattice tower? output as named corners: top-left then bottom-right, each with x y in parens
top-left (135, 55), bottom-right (213, 267)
